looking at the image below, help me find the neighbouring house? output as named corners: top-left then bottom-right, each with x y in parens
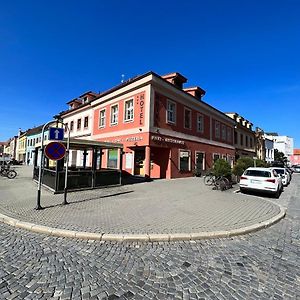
top-left (290, 149), bottom-right (300, 165)
top-left (225, 113), bottom-right (256, 161)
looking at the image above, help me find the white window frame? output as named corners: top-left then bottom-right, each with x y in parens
top-left (84, 116), bottom-right (89, 129)
top-left (124, 98), bottom-right (134, 122)
top-left (184, 107), bottom-right (192, 129)
top-left (166, 99), bottom-right (176, 124)
top-left (110, 104), bottom-right (119, 126)
top-left (197, 113), bottom-right (204, 133)
top-left (179, 149), bottom-right (191, 171)
top-left (77, 118), bottom-right (81, 130)
top-left (213, 153), bottom-right (220, 162)
top-left (99, 109), bottom-right (106, 128)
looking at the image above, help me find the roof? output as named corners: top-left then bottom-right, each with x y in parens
top-left (27, 124), bottom-right (45, 136)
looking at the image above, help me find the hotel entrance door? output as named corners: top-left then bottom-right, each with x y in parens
top-left (134, 148), bottom-right (145, 176)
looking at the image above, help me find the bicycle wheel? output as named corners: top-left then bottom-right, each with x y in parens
top-left (215, 177), bottom-right (226, 191)
top-left (7, 170), bottom-right (17, 179)
top-left (204, 175), bottom-right (214, 186)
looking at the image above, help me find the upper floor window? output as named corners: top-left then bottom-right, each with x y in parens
top-left (64, 123), bottom-right (68, 131)
top-left (184, 108), bottom-right (192, 129)
top-left (197, 114), bottom-right (204, 133)
top-left (240, 133), bottom-right (244, 146)
top-left (227, 128), bottom-right (232, 143)
top-left (110, 104), bottom-right (118, 125)
top-left (99, 109), bottom-right (106, 128)
top-left (215, 121), bottom-right (220, 138)
top-left (70, 121), bottom-right (74, 131)
top-left (77, 119), bottom-right (81, 130)
top-left (124, 99), bottom-right (134, 122)
top-left (250, 137), bottom-right (253, 148)
top-left (221, 125), bottom-right (226, 140)
top-left (246, 136), bottom-right (249, 147)
top-left (167, 100), bottom-right (176, 124)
top-left (84, 116), bottom-right (89, 128)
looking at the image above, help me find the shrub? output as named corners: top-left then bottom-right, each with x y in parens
top-left (213, 159), bottom-right (232, 177)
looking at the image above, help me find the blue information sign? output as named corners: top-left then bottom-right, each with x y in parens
top-left (49, 127), bottom-right (64, 141)
top-left (44, 142), bottom-right (66, 161)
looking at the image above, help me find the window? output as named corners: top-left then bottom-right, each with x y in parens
top-left (70, 121), bottom-right (74, 131)
top-left (227, 128), bottom-right (232, 143)
top-left (167, 100), bottom-right (176, 123)
top-left (84, 116), bottom-right (89, 128)
top-left (184, 108), bottom-right (191, 129)
top-left (213, 153), bottom-right (220, 162)
top-left (234, 131), bottom-right (237, 144)
top-left (179, 150), bottom-right (190, 171)
top-left (64, 123), bottom-right (68, 131)
top-left (215, 121), bottom-right (220, 138)
top-left (250, 137), bottom-right (253, 148)
top-left (124, 99), bottom-right (134, 122)
top-left (240, 133), bottom-right (244, 146)
top-left (197, 114), bottom-right (204, 133)
top-left (221, 125), bottom-right (226, 140)
top-left (246, 136), bottom-right (249, 147)
top-left (99, 109), bottom-right (106, 128)
top-left (77, 118), bottom-right (81, 130)
top-left (107, 149), bottom-right (118, 169)
top-left (110, 104), bottom-right (118, 125)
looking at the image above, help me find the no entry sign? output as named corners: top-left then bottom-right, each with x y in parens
top-left (44, 142), bottom-right (66, 161)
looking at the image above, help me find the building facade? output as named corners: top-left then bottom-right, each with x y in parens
top-left (290, 149), bottom-right (300, 165)
top-left (226, 113), bottom-right (256, 160)
top-left (90, 72), bottom-right (235, 179)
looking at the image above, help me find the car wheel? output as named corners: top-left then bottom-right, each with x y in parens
top-left (274, 188), bottom-right (280, 199)
top-left (240, 188), bottom-right (245, 194)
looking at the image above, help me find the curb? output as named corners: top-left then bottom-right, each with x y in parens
top-left (0, 207), bottom-right (286, 242)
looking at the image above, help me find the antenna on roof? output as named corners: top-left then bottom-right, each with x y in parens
top-left (121, 74), bottom-right (125, 83)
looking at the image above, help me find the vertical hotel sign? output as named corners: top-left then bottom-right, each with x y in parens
top-left (136, 93), bottom-right (145, 126)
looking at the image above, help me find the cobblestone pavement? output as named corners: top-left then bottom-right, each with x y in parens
top-left (0, 173), bottom-right (299, 299)
top-left (0, 167), bottom-right (281, 234)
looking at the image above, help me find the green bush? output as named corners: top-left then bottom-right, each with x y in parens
top-left (232, 157), bottom-right (253, 176)
top-left (213, 159), bottom-right (232, 177)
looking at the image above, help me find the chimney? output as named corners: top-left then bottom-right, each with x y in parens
top-left (183, 87), bottom-right (206, 100)
top-left (161, 72), bottom-right (187, 89)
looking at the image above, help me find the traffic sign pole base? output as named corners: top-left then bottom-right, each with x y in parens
top-left (63, 189), bottom-right (69, 205)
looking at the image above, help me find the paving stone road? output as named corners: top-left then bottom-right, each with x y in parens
top-left (0, 173), bottom-right (299, 299)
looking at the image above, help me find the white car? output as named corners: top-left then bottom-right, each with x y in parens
top-left (269, 167), bottom-right (290, 186)
top-left (239, 167), bottom-right (283, 198)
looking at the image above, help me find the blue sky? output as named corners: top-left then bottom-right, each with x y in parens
top-left (0, 0), bottom-right (299, 147)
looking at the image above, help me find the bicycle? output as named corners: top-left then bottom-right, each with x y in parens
top-left (204, 172), bottom-right (215, 185)
top-left (0, 165), bottom-right (17, 179)
top-left (213, 176), bottom-right (232, 191)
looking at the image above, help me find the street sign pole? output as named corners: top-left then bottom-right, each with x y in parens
top-left (36, 120), bottom-right (53, 210)
top-left (63, 123), bottom-right (70, 205)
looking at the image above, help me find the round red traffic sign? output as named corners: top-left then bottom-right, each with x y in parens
top-left (44, 142), bottom-right (66, 161)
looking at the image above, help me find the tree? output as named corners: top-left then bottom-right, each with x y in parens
top-left (274, 149), bottom-right (288, 165)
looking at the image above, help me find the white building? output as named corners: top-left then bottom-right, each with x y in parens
top-left (264, 138), bottom-right (274, 163)
top-left (265, 134), bottom-right (294, 163)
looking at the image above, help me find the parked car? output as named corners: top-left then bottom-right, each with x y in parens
top-left (239, 167), bottom-right (283, 198)
top-left (291, 165), bottom-right (300, 173)
top-left (269, 167), bottom-right (290, 186)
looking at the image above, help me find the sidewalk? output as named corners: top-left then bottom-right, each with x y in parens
top-left (0, 166), bottom-right (285, 241)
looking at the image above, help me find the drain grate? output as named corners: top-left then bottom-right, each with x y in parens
top-left (182, 261), bottom-right (191, 268)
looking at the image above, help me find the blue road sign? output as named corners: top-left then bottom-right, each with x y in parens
top-left (49, 127), bottom-right (64, 141)
top-left (44, 142), bottom-right (66, 160)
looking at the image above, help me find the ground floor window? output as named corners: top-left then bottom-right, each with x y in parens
top-left (213, 153), bottom-right (220, 162)
top-left (179, 150), bottom-right (191, 171)
top-left (108, 149), bottom-right (118, 169)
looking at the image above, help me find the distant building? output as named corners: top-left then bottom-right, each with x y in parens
top-left (290, 149), bottom-right (300, 165)
top-left (265, 133), bottom-right (294, 164)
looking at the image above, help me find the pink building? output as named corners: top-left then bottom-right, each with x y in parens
top-left (290, 149), bottom-right (300, 165)
top-left (90, 71), bottom-right (235, 179)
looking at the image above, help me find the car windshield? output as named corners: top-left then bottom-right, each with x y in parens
top-left (245, 170), bottom-right (271, 177)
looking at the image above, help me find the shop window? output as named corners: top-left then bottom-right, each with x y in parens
top-left (124, 99), bottom-right (134, 122)
top-left (179, 150), bottom-right (190, 171)
top-left (184, 108), bottom-right (191, 129)
top-left (107, 149), bottom-right (118, 169)
top-left (197, 114), bottom-right (204, 133)
top-left (99, 109), bottom-right (106, 128)
top-left (84, 116), bottom-right (89, 128)
top-left (167, 100), bottom-right (176, 124)
top-left (110, 104), bottom-right (118, 125)
top-left (213, 153), bottom-right (220, 162)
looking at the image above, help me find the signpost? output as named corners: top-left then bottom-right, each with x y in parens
top-left (49, 127), bottom-right (64, 141)
top-left (45, 142), bottom-right (66, 161)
